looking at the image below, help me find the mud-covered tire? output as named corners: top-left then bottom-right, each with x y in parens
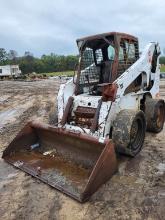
top-left (145, 98), bottom-right (165, 133)
top-left (112, 110), bottom-right (146, 157)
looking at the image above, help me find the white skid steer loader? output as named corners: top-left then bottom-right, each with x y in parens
top-left (3, 32), bottom-right (165, 202)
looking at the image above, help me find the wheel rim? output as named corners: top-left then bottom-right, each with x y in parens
top-left (130, 118), bottom-right (144, 151)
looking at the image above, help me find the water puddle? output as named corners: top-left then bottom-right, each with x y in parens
top-left (0, 109), bottom-right (18, 129)
top-left (0, 159), bottom-right (18, 190)
top-left (0, 95), bottom-right (10, 104)
top-left (157, 163), bottom-right (165, 175)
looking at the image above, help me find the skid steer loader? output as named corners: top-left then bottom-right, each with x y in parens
top-left (2, 32), bottom-right (165, 202)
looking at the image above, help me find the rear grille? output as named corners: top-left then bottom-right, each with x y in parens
top-left (72, 106), bottom-right (96, 128)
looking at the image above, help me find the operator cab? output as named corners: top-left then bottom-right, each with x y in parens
top-left (76, 32), bottom-right (139, 96)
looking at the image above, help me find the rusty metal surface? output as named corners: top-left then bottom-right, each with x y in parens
top-left (60, 96), bottom-right (74, 126)
top-left (2, 121), bottom-right (117, 202)
top-left (98, 83), bottom-right (118, 102)
top-left (75, 32), bottom-right (139, 96)
top-left (73, 106), bottom-right (96, 128)
top-left (74, 106), bottom-right (96, 118)
top-left (91, 99), bottom-right (102, 133)
top-left (76, 32), bottom-right (138, 44)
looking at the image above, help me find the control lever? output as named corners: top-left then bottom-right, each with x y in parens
top-left (85, 74), bottom-right (91, 94)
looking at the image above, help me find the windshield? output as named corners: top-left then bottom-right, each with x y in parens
top-left (108, 45), bottom-right (115, 60)
top-left (79, 42), bottom-right (115, 87)
top-left (79, 47), bottom-right (101, 85)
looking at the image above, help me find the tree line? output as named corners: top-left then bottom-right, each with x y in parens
top-left (160, 56), bottom-right (165, 65)
top-left (1, 48), bottom-right (165, 75)
top-left (0, 48), bottom-right (79, 74)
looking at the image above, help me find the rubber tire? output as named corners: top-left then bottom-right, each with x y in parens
top-left (112, 110), bottom-right (146, 157)
top-left (145, 98), bottom-right (165, 133)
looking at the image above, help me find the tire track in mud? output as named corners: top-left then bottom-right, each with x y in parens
top-left (0, 91), bottom-right (57, 149)
top-left (0, 80), bottom-right (61, 220)
top-left (0, 79), bottom-right (164, 220)
top-left (0, 102), bottom-right (39, 149)
top-left (77, 129), bottom-right (165, 220)
top-left (13, 176), bottom-right (61, 220)
top-left (0, 164), bottom-right (61, 220)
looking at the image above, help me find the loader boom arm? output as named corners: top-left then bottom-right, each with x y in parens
top-left (115, 42), bottom-right (160, 99)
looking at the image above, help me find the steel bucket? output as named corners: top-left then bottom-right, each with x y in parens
top-left (2, 121), bottom-right (117, 202)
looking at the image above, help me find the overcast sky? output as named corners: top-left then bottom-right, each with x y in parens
top-left (0, 0), bottom-right (165, 57)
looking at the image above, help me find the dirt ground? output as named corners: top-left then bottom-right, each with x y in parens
top-left (0, 79), bottom-right (164, 220)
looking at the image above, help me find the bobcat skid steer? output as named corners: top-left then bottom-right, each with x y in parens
top-left (2, 32), bottom-right (165, 202)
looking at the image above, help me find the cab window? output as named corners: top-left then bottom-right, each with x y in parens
top-left (108, 45), bottom-right (115, 60)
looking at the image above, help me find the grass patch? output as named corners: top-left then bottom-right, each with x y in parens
top-left (43, 71), bottom-right (74, 77)
top-left (160, 66), bottom-right (165, 72)
top-left (16, 71), bottom-right (74, 80)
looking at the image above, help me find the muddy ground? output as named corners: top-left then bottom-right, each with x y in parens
top-left (0, 79), bottom-right (164, 220)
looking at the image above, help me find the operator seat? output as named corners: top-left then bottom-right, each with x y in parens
top-left (100, 61), bottom-right (113, 83)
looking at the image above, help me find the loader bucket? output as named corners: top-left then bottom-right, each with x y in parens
top-left (2, 121), bottom-right (117, 202)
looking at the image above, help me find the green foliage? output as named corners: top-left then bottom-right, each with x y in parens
top-left (160, 65), bottom-right (165, 72)
top-left (0, 48), bottom-right (8, 64)
top-left (160, 56), bottom-right (165, 72)
top-left (40, 54), bottom-right (78, 73)
top-left (0, 50), bottom-right (79, 75)
top-left (159, 56), bottom-right (165, 65)
top-left (1, 48), bottom-right (165, 75)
